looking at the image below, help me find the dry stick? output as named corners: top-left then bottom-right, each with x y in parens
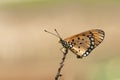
top-left (55, 49), bottom-right (68, 80)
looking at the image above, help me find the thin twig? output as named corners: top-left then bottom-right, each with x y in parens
top-left (55, 49), bottom-right (68, 80)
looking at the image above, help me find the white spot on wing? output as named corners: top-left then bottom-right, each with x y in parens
top-left (92, 42), bottom-right (94, 45)
top-left (86, 52), bottom-right (89, 55)
top-left (89, 49), bottom-right (91, 52)
top-left (91, 38), bottom-right (94, 41)
top-left (83, 54), bottom-right (87, 57)
top-left (91, 46), bottom-right (94, 49)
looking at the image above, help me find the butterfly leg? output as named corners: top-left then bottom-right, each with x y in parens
top-left (60, 47), bottom-right (68, 54)
top-left (60, 47), bottom-right (67, 54)
top-left (60, 47), bottom-right (64, 53)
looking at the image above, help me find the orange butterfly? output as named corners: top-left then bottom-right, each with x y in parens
top-left (44, 29), bottom-right (105, 58)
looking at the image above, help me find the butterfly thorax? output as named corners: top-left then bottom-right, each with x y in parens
top-left (59, 39), bottom-right (73, 49)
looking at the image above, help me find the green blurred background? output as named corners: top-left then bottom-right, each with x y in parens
top-left (0, 0), bottom-right (120, 80)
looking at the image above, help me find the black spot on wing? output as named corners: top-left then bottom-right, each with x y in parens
top-left (80, 43), bottom-right (82, 44)
top-left (74, 43), bottom-right (76, 45)
top-left (72, 39), bottom-right (74, 42)
top-left (78, 37), bottom-right (80, 40)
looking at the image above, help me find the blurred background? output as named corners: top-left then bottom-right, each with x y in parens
top-left (0, 0), bottom-right (120, 80)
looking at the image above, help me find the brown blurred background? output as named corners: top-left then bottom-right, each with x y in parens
top-left (0, 0), bottom-right (120, 80)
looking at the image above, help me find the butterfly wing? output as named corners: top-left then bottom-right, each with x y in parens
top-left (64, 29), bottom-right (105, 58)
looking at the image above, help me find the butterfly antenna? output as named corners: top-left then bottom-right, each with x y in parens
top-left (44, 30), bottom-right (59, 38)
top-left (54, 29), bottom-right (61, 39)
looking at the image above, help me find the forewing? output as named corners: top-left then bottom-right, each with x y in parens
top-left (64, 29), bottom-right (105, 58)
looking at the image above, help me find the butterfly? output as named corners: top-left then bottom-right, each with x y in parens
top-left (44, 29), bottom-right (105, 58)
